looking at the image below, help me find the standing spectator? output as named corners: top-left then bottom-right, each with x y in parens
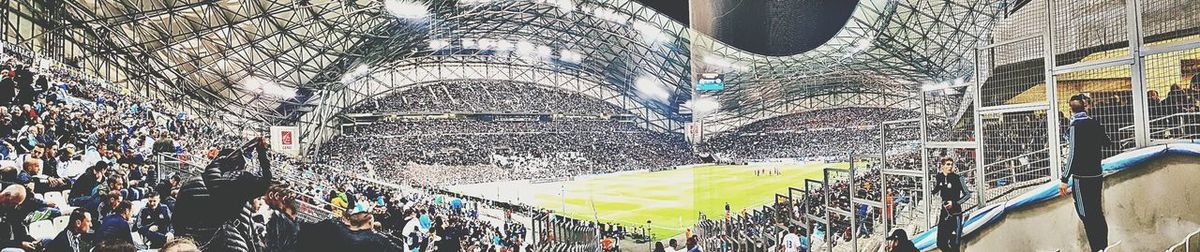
top-left (46, 208), bottom-right (95, 252)
top-left (175, 137), bottom-right (273, 251)
top-left (781, 226), bottom-right (801, 252)
top-left (1058, 94), bottom-right (1111, 252)
top-left (0, 70), bottom-right (13, 106)
top-left (932, 157), bottom-right (971, 252)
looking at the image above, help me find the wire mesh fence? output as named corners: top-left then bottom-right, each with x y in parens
top-left (1051, 0), bottom-right (1129, 68)
top-left (1142, 46), bottom-right (1200, 141)
top-left (978, 37), bottom-right (1046, 108)
top-left (978, 111), bottom-right (1053, 204)
top-left (1054, 65), bottom-right (1137, 158)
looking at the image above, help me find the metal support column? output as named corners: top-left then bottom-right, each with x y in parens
top-left (971, 49), bottom-right (987, 207)
top-left (918, 92), bottom-right (932, 228)
top-left (1042, 0), bottom-right (1064, 180)
top-left (1125, 0), bottom-right (1150, 148)
top-left (879, 121), bottom-right (890, 232)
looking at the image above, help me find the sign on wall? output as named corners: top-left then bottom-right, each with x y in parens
top-left (270, 126), bottom-right (301, 157)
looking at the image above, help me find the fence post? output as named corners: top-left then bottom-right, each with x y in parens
top-left (1043, 0), bottom-right (1064, 180)
top-left (1125, 0), bottom-right (1150, 148)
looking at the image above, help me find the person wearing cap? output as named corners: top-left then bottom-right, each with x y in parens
top-left (932, 156), bottom-right (971, 252)
top-left (884, 229), bottom-right (917, 252)
top-left (1058, 93), bottom-right (1111, 252)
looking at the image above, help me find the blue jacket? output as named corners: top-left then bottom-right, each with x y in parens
top-left (138, 204), bottom-right (172, 240)
top-left (96, 214), bottom-right (134, 245)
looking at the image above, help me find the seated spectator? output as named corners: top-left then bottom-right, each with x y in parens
top-left (161, 237), bottom-right (202, 252)
top-left (19, 158), bottom-right (69, 193)
top-left (68, 161), bottom-right (109, 206)
top-left (46, 208), bottom-right (95, 252)
top-left (0, 185), bottom-right (37, 250)
top-left (94, 191), bottom-right (123, 222)
top-left (138, 192), bottom-right (172, 248)
top-left (95, 200), bottom-right (135, 247)
top-left (92, 238), bottom-right (137, 252)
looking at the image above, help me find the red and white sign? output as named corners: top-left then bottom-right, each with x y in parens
top-left (270, 126), bottom-right (300, 157)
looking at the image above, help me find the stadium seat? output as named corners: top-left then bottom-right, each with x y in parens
top-left (131, 200), bottom-right (147, 216)
top-left (52, 216), bottom-right (68, 232)
top-left (1, 248), bottom-right (24, 252)
top-left (28, 220), bottom-right (55, 241)
top-left (43, 191), bottom-right (66, 208)
top-left (32, 193), bottom-right (43, 201)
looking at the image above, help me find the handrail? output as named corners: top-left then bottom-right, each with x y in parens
top-left (982, 147), bottom-right (1049, 169)
top-left (1117, 111), bottom-right (1200, 132)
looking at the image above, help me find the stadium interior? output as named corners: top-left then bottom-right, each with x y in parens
top-left (0, 0), bottom-right (1199, 251)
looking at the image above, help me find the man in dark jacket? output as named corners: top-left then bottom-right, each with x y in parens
top-left (296, 208), bottom-right (401, 252)
top-left (0, 184), bottom-right (37, 250)
top-left (932, 157), bottom-right (971, 252)
top-left (138, 192), bottom-right (172, 248)
top-left (263, 182), bottom-right (300, 252)
top-left (95, 200), bottom-right (135, 246)
top-left (1059, 94), bottom-right (1111, 252)
top-left (884, 229), bottom-right (918, 252)
top-left (175, 137), bottom-right (272, 252)
top-left (69, 161), bottom-right (109, 205)
top-left (46, 208), bottom-right (94, 252)
top-left (13, 64), bottom-right (34, 105)
top-left (0, 70), bottom-right (13, 106)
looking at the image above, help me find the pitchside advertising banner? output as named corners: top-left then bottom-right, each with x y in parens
top-left (270, 126), bottom-right (301, 157)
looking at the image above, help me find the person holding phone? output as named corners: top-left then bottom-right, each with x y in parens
top-left (932, 157), bottom-right (971, 252)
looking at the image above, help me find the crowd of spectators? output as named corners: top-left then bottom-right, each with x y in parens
top-left (349, 81), bottom-right (628, 115)
top-left (322, 119), bottom-right (696, 186)
top-left (0, 52), bottom-right (241, 251)
top-left (700, 107), bottom-right (918, 161)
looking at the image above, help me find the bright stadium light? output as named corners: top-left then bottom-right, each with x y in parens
top-left (547, 0), bottom-right (575, 12)
top-left (495, 39), bottom-right (515, 52)
top-left (515, 40), bottom-right (537, 56)
top-left (559, 49), bottom-right (583, 64)
top-left (241, 76), bottom-right (295, 98)
top-left (686, 96), bottom-right (721, 115)
top-left (340, 65), bottom-right (372, 84)
top-left (477, 38), bottom-right (495, 50)
top-left (428, 39), bottom-right (451, 51)
top-left (634, 21), bottom-right (668, 44)
top-left (634, 75), bottom-right (672, 103)
top-left (536, 45), bottom-right (553, 59)
top-left (384, 0), bottom-right (430, 19)
top-left (460, 38), bottom-right (477, 49)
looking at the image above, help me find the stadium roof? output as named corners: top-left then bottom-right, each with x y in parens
top-left (13, 0), bottom-right (1001, 143)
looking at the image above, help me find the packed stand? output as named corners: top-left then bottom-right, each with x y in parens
top-left (348, 81), bottom-right (628, 115)
top-left (0, 50), bottom-right (258, 251)
top-left (321, 119), bottom-right (696, 186)
top-left (700, 107), bottom-right (918, 161)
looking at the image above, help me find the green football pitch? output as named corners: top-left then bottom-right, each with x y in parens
top-left (531, 162), bottom-right (842, 239)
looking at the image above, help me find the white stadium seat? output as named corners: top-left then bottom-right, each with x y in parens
top-left (43, 191), bottom-right (67, 207)
top-left (28, 220), bottom-right (56, 241)
top-left (52, 216), bottom-right (69, 232)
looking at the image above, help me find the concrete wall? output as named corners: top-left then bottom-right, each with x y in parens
top-left (965, 154), bottom-right (1200, 251)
